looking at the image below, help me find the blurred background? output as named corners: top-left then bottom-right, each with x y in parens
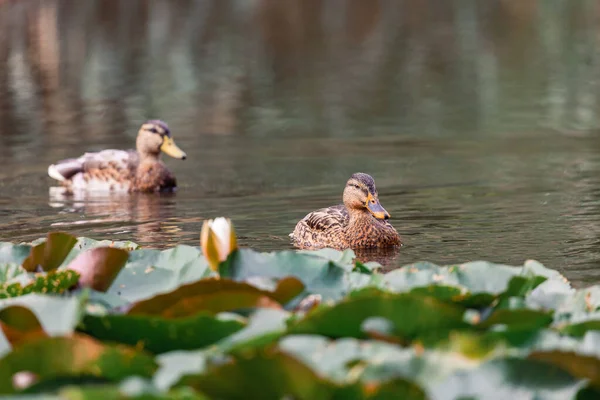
top-left (1, 0), bottom-right (600, 285)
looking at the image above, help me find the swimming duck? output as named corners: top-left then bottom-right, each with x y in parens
top-left (47, 120), bottom-right (186, 193)
top-left (290, 173), bottom-right (401, 249)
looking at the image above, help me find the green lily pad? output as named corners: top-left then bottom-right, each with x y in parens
top-left (364, 377), bottom-right (427, 400)
top-left (501, 275), bottom-right (547, 299)
top-left (106, 246), bottom-right (212, 303)
top-left (0, 243), bottom-right (32, 266)
top-left (561, 318), bottom-right (600, 338)
top-left (0, 306), bottom-right (43, 334)
top-left (217, 308), bottom-right (290, 354)
top-left (0, 295), bottom-right (83, 338)
top-left (383, 260), bottom-right (567, 296)
top-left (0, 335), bottom-right (158, 394)
top-left (220, 249), bottom-right (360, 301)
top-left (289, 292), bottom-right (468, 342)
top-left (176, 350), bottom-right (349, 400)
top-left (529, 351), bottom-right (600, 388)
top-left (478, 309), bottom-right (553, 330)
top-left (408, 285), bottom-right (496, 308)
top-left (297, 248), bottom-right (357, 265)
top-left (431, 357), bottom-right (584, 400)
top-left (0, 305), bottom-right (49, 349)
top-left (0, 234), bottom-right (598, 398)
top-left (280, 335), bottom-right (475, 386)
top-left (526, 279), bottom-right (575, 312)
top-left (127, 246), bottom-right (206, 279)
top-left (80, 312), bottom-right (245, 354)
top-left (154, 350), bottom-right (209, 391)
top-left (59, 384), bottom-right (208, 399)
top-left (577, 385), bottom-right (600, 400)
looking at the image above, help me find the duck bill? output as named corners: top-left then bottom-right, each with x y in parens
top-left (161, 137), bottom-right (187, 160)
top-left (366, 193), bottom-right (390, 220)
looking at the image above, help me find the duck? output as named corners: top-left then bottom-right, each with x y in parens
top-left (47, 120), bottom-right (187, 193)
top-left (290, 173), bottom-right (401, 250)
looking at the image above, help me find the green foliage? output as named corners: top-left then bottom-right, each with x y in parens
top-left (80, 313), bottom-right (245, 354)
top-left (0, 335), bottom-right (157, 394)
top-left (0, 270), bottom-right (80, 298)
top-left (289, 292), bottom-right (468, 342)
top-left (0, 234), bottom-right (599, 398)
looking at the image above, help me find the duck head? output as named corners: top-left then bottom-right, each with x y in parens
top-left (342, 172), bottom-right (390, 220)
top-left (136, 120), bottom-right (187, 160)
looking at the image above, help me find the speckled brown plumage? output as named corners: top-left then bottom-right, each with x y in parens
top-left (134, 160), bottom-right (177, 193)
top-left (290, 173), bottom-right (401, 250)
top-left (48, 120), bottom-right (186, 193)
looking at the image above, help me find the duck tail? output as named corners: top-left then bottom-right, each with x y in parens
top-left (47, 158), bottom-right (83, 181)
top-left (47, 164), bottom-right (65, 181)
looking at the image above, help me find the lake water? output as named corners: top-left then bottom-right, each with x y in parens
top-left (1, 0), bottom-right (600, 286)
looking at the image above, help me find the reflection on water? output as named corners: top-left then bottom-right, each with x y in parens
top-left (48, 188), bottom-right (183, 246)
top-left (1, 1), bottom-right (600, 286)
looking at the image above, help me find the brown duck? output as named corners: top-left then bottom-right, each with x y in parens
top-left (290, 173), bottom-right (401, 250)
top-left (47, 120), bottom-right (187, 193)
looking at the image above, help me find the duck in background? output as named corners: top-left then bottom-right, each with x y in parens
top-left (47, 120), bottom-right (186, 193)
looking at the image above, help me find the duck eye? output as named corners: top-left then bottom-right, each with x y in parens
top-left (149, 128), bottom-right (158, 134)
top-left (352, 184), bottom-right (360, 189)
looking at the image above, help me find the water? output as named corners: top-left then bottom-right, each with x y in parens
top-left (2, 0), bottom-right (600, 286)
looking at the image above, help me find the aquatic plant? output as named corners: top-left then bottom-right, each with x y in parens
top-left (200, 217), bottom-right (238, 273)
top-left (0, 231), bottom-right (598, 399)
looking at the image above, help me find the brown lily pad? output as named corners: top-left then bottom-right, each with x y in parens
top-left (66, 247), bottom-right (129, 292)
top-left (127, 277), bottom-right (304, 318)
top-left (22, 232), bottom-right (77, 272)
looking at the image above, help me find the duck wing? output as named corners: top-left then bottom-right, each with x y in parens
top-left (48, 149), bottom-right (138, 190)
top-left (290, 204), bottom-right (350, 247)
top-left (303, 204), bottom-right (349, 232)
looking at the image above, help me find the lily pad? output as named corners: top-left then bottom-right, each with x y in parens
top-left (0, 306), bottom-right (47, 347)
top-left (217, 308), bottom-right (290, 354)
top-left (561, 318), bottom-right (600, 338)
top-left (577, 385), bottom-right (600, 400)
top-left (220, 249), bottom-right (358, 301)
top-left (478, 309), bottom-right (553, 330)
top-left (0, 243), bottom-right (32, 266)
top-left (126, 277), bottom-right (304, 318)
top-left (22, 232), bottom-right (77, 272)
top-left (364, 377), bottom-right (427, 400)
top-left (408, 285), bottom-right (496, 308)
top-left (66, 247), bottom-right (129, 292)
top-left (0, 295), bottom-right (83, 341)
top-left (280, 335), bottom-right (475, 387)
top-left (0, 234), bottom-right (598, 398)
top-left (0, 270), bottom-right (80, 299)
top-left (176, 350), bottom-right (348, 400)
top-left (154, 350), bottom-right (209, 391)
top-left (0, 335), bottom-right (158, 394)
top-left (297, 248), bottom-right (357, 265)
top-left (106, 246), bottom-right (212, 303)
top-left (529, 351), bottom-right (600, 388)
top-left (80, 313), bottom-right (245, 354)
top-left (431, 357), bottom-right (584, 400)
top-left (59, 384), bottom-right (209, 399)
top-left (0, 264), bottom-right (27, 284)
top-left (289, 292), bottom-right (469, 342)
